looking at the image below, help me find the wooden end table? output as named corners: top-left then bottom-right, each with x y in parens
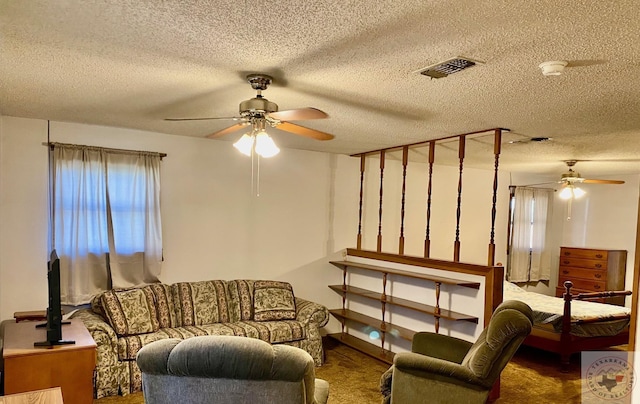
top-left (2, 318), bottom-right (96, 403)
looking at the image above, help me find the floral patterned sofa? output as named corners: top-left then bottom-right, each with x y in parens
top-left (71, 279), bottom-right (329, 399)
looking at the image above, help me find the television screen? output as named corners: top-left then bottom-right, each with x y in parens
top-left (34, 249), bottom-right (75, 347)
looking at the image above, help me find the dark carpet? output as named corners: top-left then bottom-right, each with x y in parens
top-left (95, 338), bottom-right (609, 403)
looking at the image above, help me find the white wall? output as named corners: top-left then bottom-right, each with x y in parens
top-left (0, 116), bottom-right (357, 324)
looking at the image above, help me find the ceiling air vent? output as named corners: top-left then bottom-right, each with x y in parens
top-left (417, 57), bottom-right (483, 79)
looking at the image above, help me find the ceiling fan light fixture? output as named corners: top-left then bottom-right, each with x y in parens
top-left (233, 133), bottom-right (255, 156)
top-left (254, 131), bottom-right (280, 158)
top-left (559, 184), bottom-right (586, 200)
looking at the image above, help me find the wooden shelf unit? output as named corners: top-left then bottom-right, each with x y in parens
top-left (329, 260), bottom-right (480, 363)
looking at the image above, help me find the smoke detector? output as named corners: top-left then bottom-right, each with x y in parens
top-left (417, 56), bottom-right (484, 79)
top-left (539, 61), bottom-right (568, 76)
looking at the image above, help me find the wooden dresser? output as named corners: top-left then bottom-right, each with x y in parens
top-left (555, 246), bottom-right (627, 305)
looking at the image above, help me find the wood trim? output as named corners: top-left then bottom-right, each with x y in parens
top-left (629, 185), bottom-right (640, 350)
top-left (349, 127), bottom-right (510, 157)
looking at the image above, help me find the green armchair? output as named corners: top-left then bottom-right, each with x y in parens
top-left (380, 300), bottom-right (533, 404)
top-left (137, 335), bottom-right (329, 404)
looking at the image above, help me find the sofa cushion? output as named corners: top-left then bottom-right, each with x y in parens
top-left (101, 286), bottom-right (160, 336)
top-left (147, 283), bottom-right (178, 328)
top-left (253, 281), bottom-right (297, 321)
top-left (227, 280), bottom-right (255, 321)
top-left (172, 280), bottom-right (231, 326)
top-left (117, 321), bottom-right (305, 361)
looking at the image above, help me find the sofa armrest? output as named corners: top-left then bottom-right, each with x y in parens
top-left (71, 308), bottom-right (118, 344)
top-left (295, 298), bottom-right (329, 327)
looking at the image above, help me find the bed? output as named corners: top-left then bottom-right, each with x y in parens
top-left (504, 280), bottom-right (632, 370)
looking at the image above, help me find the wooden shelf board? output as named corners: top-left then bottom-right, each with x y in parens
top-left (330, 260), bottom-right (480, 289)
top-left (327, 332), bottom-right (394, 365)
top-left (329, 308), bottom-right (415, 341)
top-left (329, 285), bottom-right (479, 323)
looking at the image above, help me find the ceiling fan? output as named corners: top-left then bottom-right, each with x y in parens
top-left (524, 160), bottom-right (625, 196)
top-left (558, 160), bottom-right (625, 186)
top-left (165, 74), bottom-right (334, 156)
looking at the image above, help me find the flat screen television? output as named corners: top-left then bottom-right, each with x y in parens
top-left (34, 249), bottom-right (75, 347)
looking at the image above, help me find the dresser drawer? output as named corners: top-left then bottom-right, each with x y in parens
top-left (560, 248), bottom-right (608, 261)
top-left (558, 276), bottom-right (606, 292)
top-left (558, 266), bottom-right (607, 280)
top-left (559, 257), bottom-right (608, 270)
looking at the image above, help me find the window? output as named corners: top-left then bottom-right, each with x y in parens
top-left (507, 187), bottom-right (554, 282)
top-left (51, 143), bottom-right (163, 304)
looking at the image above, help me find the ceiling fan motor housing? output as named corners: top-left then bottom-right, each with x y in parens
top-left (239, 97), bottom-right (278, 116)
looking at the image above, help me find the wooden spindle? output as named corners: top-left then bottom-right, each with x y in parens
top-left (357, 155), bottom-right (365, 250)
top-left (380, 272), bottom-right (388, 353)
top-left (342, 268), bottom-right (347, 310)
top-left (399, 146), bottom-right (408, 255)
top-left (488, 129), bottom-right (502, 266)
top-left (377, 151), bottom-right (385, 252)
top-left (435, 282), bottom-right (441, 334)
top-left (454, 136), bottom-right (465, 262)
top-left (424, 141), bottom-right (435, 258)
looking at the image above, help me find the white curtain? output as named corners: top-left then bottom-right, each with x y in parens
top-left (508, 187), bottom-right (554, 282)
top-left (51, 144), bottom-right (163, 304)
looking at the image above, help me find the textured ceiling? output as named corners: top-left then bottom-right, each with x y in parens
top-left (2, 0), bottom-right (640, 178)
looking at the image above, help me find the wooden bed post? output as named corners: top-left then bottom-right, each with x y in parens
top-left (561, 281), bottom-right (573, 372)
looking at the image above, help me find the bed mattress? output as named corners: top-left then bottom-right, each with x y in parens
top-left (504, 282), bottom-right (630, 338)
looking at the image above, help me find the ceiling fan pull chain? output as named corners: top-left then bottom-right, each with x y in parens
top-left (251, 145), bottom-right (255, 196)
top-left (257, 153), bottom-right (261, 197)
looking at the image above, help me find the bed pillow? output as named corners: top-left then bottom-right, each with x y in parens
top-left (253, 280), bottom-right (296, 321)
top-left (101, 286), bottom-right (160, 336)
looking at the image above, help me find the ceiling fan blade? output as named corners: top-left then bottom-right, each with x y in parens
top-left (165, 116), bottom-right (245, 122)
top-left (268, 108), bottom-right (328, 121)
top-left (275, 122), bottom-right (334, 141)
top-left (206, 122), bottom-right (250, 139)
top-left (582, 179), bottom-right (625, 184)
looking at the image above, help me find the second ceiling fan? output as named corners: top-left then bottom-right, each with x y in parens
top-left (166, 74), bottom-right (334, 157)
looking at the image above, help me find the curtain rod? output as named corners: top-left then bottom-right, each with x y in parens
top-left (42, 142), bottom-right (167, 159)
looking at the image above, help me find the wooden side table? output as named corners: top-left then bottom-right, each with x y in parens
top-left (2, 319), bottom-right (96, 404)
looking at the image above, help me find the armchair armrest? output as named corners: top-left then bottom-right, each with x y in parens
top-left (295, 298), bottom-right (329, 327)
top-left (411, 332), bottom-right (473, 364)
top-left (394, 352), bottom-right (486, 388)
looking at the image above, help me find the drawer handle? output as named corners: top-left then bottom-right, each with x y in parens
top-left (594, 285), bottom-right (601, 290)
top-left (564, 252), bottom-right (571, 256)
top-left (595, 264), bottom-right (602, 268)
top-left (596, 254), bottom-right (603, 258)
top-left (594, 273), bottom-right (602, 279)
top-left (563, 260), bottom-right (570, 265)
top-left (562, 270), bottom-right (569, 274)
